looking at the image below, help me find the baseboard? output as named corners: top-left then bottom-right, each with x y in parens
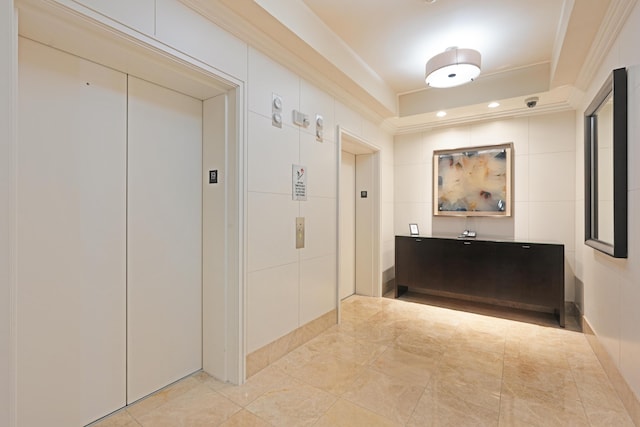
top-left (565, 301), bottom-right (579, 317)
top-left (382, 278), bottom-right (395, 296)
top-left (245, 309), bottom-right (337, 378)
top-left (583, 316), bottom-right (640, 425)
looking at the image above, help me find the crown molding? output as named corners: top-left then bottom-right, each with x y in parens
top-left (575, 0), bottom-right (637, 90)
top-left (388, 86), bottom-right (577, 135)
top-left (180, 0), bottom-right (394, 125)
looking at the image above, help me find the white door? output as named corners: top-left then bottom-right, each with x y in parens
top-left (17, 38), bottom-right (127, 426)
top-left (340, 151), bottom-right (356, 299)
top-left (127, 76), bottom-right (203, 403)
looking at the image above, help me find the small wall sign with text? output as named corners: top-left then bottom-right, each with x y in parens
top-left (292, 164), bottom-right (307, 201)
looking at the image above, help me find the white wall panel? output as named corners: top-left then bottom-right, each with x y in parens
top-left (335, 101), bottom-right (362, 136)
top-left (299, 197), bottom-right (336, 261)
top-left (73, 0), bottom-right (155, 35)
top-left (0, 3), bottom-right (14, 425)
top-left (529, 111), bottom-right (575, 154)
top-left (247, 192), bottom-right (299, 272)
top-left (300, 79), bottom-right (336, 143)
top-left (248, 112), bottom-right (299, 194)
top-left (248, 48), bottom-right (300, 124)
top-left (513, 155), bottom-right (530, 202)
top-left (300, 131), bottom-right (336, 199)
top-left (300, 255), bottom-right (337, 324)
top-left (17, 38), bottom-right (127, 426)
top-left (394, 164), bottom-right (426, 204)
top-left (470, 118), bottom-right (530, 154)
top-left (394, 133), bottom-right (424, 166)
top-left (127, 76), bottom-right (202, 404)
top-left (156, 0), bottom-right (248, 82)
top-left (529, 151), bottom-right (575, 202)
top-left (247, 263), bottom-right (299, 352)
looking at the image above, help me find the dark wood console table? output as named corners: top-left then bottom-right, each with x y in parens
top-left (395, 235), bottom-right (565, 327)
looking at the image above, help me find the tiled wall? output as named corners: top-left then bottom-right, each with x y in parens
top-left (246, 47), bottom-right (394, 353)
top-left (575, 0), bottom-right (640, 403)
top-left (394, 111), bottom-right (577, 301)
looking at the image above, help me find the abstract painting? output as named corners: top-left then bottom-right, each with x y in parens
top-left (433, 143), bottom-right (513, 217)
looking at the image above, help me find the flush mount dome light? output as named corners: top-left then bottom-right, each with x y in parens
top-left (425, 47), bottom-right (481, 88)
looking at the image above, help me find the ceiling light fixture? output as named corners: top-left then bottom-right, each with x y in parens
top-left (425, 47), bottom-right (481, 88)
top-left (436, 111), bottom-right (447, 118)
top-left (488, 102), bottom-right (500, 108)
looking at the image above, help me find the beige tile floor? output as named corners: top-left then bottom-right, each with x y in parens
top-left (93, 295), bottom-right (635, 427)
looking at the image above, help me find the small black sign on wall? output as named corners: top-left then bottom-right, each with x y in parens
top-left (360, 191), bottom-right (368, 198)
top-left (209, 170), bottom-right (218, 184)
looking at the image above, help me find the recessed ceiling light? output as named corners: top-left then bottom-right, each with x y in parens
top-left (436, 111), bottom-right (447, 118)
top-left (488, 102), bottom-right (500, 108)
top-left (424, 0), bottom-right (437, 3)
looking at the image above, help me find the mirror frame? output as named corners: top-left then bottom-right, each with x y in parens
top-left (584, 67), bottom-right (627, 258)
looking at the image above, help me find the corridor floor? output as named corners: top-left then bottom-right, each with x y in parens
top-left (93, 295), bottom-right (635, 426)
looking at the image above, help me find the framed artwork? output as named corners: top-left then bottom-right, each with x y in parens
top-left (409, 223), bottom-right (419, 235)
top-left (433, 143), bottom-right (513, 217)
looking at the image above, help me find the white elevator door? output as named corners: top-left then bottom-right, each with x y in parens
top-left (340, 151), bottom-right (356, 299)
top-left (127, 76), bottom-right (203, 403)
top-left (17, 38), bottom-right (127, 426)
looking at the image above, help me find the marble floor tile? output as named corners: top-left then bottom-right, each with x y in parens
top-left (314, 399), bottom-right (402, 427)
top-left (498, 390), bottom-right (589, 426)
top-left (287, 351), bottom-right (365, 395)
top-left (408, 382), bottom-right (500, 427)
top-left (93, 294), bottom-right (635, 427)
top-left (133, 384), bottom-right (241, 427)
top-left (245, 376), bottom-right (337, 427)
top-left (342, 368), bottom-right (424, 424)
top-left (217, 364), bottom-right (291, 407)
top-left (370, 347), bottom-right (439, 387)
top-left (430, 360), bottom-right (502, 412)
top-left (218, 409), bottom-right (273, 427)
top-left (126, 376), bottom-right (202, 420)
top-left (91, 409), bottom-right (140, 427)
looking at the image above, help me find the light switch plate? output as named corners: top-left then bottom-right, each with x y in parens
top-left (292, 110), bottom-right (309, 128)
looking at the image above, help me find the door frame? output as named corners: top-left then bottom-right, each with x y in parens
top-left (336, 126), bottom-right (381, 321)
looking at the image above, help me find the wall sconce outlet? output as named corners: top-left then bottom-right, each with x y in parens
top-left (315, 114), bottom-right (324, 142)
top-left (272, 93), bottom-right (283, 128)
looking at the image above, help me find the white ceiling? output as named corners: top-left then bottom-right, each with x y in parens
top-left (185, 0), bottom-right (621, 127)
top-left (302, 0), bottom-right (564, 94)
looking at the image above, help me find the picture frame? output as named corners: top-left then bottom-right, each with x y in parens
top-left (409, 223), bottom-right (419, 235)
top-left (433, 143), bottom-right (513, 217)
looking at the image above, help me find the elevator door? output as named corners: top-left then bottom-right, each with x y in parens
top-left (17, 38), bottom-right (127, 426)
top-left (127, 76), bottom-right (203, 404)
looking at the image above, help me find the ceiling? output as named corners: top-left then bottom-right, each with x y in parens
top-left (302, 0), bottom-right (564, 95)
top-left (185, 0), bottom-right (627, 129)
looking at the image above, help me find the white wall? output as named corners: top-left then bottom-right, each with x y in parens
top-left (575, 0), bottom-right (640, 400)
top-left (394, 111), bottom-right (577, 301)
top-left (1, 3), bottom-right (16, 426)
top-left (245, 48), bottom-right (396, 352)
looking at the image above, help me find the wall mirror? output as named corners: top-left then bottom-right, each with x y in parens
top-left (584, 67), bottom-right (627, 258)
